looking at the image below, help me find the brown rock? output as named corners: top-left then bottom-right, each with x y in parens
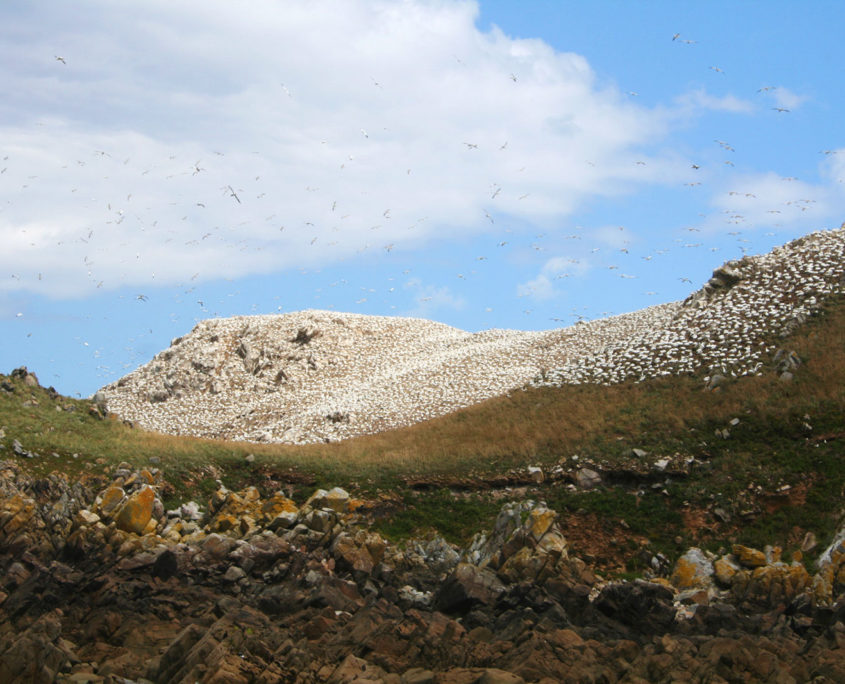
top-left (0, 494), bottom-right (37, 543)
top-left (732, 544), bottom-right (767, 568)
top-left (401, 668), bottom-right (435, 684)
top-left (714, 556), bottom-right (741, 587)
top-left (332, 531), bottom-right (383, 574)
top-left (527, 508), bottom-right (556, 541)
top-left (96, 486), bottom-right (126, 518)
top-left (327, 653), bottom-right (388, 683)
top-left (260, 492), bottom-right (298, 523)
top-left (324, 487), bottom-right (351, 514)
top-left (478, 670), bottom-right (526, 684)
top-left (114, 485), bottom-right (155, 535)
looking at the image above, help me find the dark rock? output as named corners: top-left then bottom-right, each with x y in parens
top-left (594, 580), bottom-right (676, 634)
top-left (152, 549), bottom-right (179, 580)
top-left (434, 563), bottom-right (505, 614)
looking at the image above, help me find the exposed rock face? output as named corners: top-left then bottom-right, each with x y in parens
top-left (99, 227), bottom-right (845, 445)
top-left (4, 460), bottom-right (845, 682)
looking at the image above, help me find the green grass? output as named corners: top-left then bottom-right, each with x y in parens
top-left (373, 488), bottom-right (502, 546)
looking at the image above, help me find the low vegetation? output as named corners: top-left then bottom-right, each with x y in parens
top-left (2, 295), bottom-right (843, 576)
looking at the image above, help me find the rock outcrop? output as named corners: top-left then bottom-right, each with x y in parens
top-left (3, 460), bottom-right (845, 682)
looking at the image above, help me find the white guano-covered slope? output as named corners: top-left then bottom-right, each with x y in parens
top-left (99, 226), bottom-right (845, 445)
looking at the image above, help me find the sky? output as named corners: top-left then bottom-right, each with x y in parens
top-left (1, 0), bottom-right (843, 398)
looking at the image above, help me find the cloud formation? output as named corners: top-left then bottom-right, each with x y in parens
top-left (1, 0), bottom-right (671, 300)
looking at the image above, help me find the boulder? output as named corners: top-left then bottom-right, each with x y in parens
top-left (434, 563), bottom-right (505, 613)
top-left (303, 508), bottom-right (338, 534)
top-left (304, 487), bottom-right (351, 515)
top-left (732, 544), bottom-right (767, 568)
top-left (670, 547), bottom-right (715, 590)
top-left (113, 486), bottom-right (156, 535)
top-left (331, 530), bottom-right (387, 575)
top-left (324, 487), bottom-right (351, 514)
top-left (714, 555), bottom-right (742, 587)
top-left (594, 580), bottom-right (676, 633)
top-left (575, 468), bottom-right (601, 489)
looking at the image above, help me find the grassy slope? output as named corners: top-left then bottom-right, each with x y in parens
top-left (1, 294), bottom-right (843, 575)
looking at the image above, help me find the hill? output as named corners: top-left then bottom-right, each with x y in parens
top-left (98, 226), bottom-right (845, 444)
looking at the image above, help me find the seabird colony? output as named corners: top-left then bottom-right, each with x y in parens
top-left (99, 226), bottom-right (845, 445)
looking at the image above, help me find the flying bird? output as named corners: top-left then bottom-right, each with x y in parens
top-left (226, 185), bottom-right (241, 203)
top-left (55, 55), bottom-right (66, 64)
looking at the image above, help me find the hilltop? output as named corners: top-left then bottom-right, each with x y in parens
top-left (99, 226), bottom-right (845, 445)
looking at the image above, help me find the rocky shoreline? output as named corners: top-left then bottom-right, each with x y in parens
top-left (2, 460), bottom-right (845, 682)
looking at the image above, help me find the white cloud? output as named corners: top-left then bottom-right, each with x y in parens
top-left (0, 0), bottom-right (671, 300)
top-left (675, 89), bottom-right (755, 115)
top-left (704, 167), bottom-right (845, 234)
top-left (404, 278), bottom-right (466, 318)
top-left (820, 148), bottom-right (845, 184)
top-left (592, 224), bottom-right (636, 250)
top-left (771, 87), bottom-right (809, 111)
top-left (517, 254), bottom-right (588, 301)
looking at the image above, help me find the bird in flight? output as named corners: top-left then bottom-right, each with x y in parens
top-left (55, 55), bottom-right (66, 64)
top-left (136, 294), bottom-right (148, 302)
top-left (226, 185), bottom-right (241, 203)
top-left (772, 107), bottom-right (790, 113)
top-left (463, 142), bottom-right (479, 150)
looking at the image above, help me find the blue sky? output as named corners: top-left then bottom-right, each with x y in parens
top-left (1, 0), bottom-right (843, 397)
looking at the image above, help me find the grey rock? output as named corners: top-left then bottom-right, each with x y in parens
top-left (434, 562), bottom-right (505, 613)
top-left (576, 467), bottom-right (601, 489)
top-left (223, 566), bottom-right (246, 582)
top-left (706, 373), bottom-right (727, 390)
